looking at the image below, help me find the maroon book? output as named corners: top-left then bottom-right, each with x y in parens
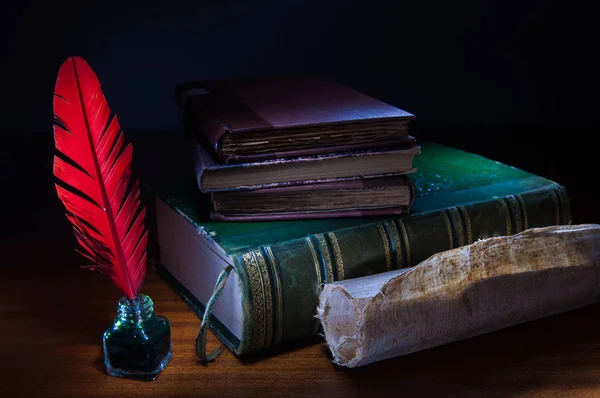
top-left (175, 76), bottom-right (415, 163)
top-left (209, 175), bottom-right (416, 221)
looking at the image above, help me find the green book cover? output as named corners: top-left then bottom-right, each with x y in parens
top-left (142, 135), bottom-right (570, 356)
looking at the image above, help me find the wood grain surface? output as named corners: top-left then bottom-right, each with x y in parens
top-left (2, 134), bottom-right (600, 397)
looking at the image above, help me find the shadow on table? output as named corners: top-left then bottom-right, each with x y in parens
top-left (332, 303), bottom-right (600, 397)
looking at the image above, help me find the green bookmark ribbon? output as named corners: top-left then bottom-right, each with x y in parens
top-left (195, 265), bottom-right (234, 363)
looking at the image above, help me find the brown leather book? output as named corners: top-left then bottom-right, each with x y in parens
top-left (175, 76), bottom-right (415, 163)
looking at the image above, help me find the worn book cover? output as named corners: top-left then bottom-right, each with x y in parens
top-left (175, 76), bottom-right (416, 163)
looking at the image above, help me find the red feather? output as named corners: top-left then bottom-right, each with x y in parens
top-left (53, 56), bottom-right (147, 299)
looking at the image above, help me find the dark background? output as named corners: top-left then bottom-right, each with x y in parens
top-left (2, 3), bottom-right (599, 393)
top-left (2, 0), bottom-right (598, 223)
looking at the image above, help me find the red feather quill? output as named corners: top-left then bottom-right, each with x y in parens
top-left (53, 56), bottom-right (147, 300)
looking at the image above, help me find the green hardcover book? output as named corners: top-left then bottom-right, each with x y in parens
top-left (148, 141), bottom-right (571, 356)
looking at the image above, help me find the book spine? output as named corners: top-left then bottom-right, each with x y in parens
top-left (230, 184), bottom-right (571, 355)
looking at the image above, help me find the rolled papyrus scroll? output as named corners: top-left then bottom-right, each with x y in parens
top-left (317, 224), bottom-right (600, 367)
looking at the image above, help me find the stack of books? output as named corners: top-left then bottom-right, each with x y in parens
top-left (175, 77), bottom-right (419, 221)
top-left (144, 77), bottom-right (572, 357)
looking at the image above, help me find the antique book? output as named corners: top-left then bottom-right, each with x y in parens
top-left (175, 76), bottom-right (416, 163)
top-left (193, 136), bottom-right (419, 192)
top-left (210, 175), bottom-right (416, 221)
top-left (147, 139), bottom-right (571, 356)
top-left (318, 224), bottom-right (600, 368)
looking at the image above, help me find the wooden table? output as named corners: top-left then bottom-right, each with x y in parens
top-left (2, 133), bottom-right (600, 397)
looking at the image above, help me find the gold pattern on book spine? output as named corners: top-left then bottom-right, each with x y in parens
top-left (242, 251), bottom-right (266, 352)
top-left (305, 237), bottom-right (323, 287)
top-left (498, 199), bottom-right (512, 235)
top-left (448, 207), bottom-right (466, 247)
top-left (254, 250), bottom-right (274, 348)
top-left (315, 233), bottom-right (334, 283)
top-left (458, 206), bottom-right (473, 244)
top-left (556, 187), bottom-right (571, 225)
top-left (327, 232), bottom-right (345, 281)
top-left (264, 246), bottom-right (282, 346)
top-left (305, 237), bottom-right (324, 335)
top-left (396, 220), bottom-right (411, 268)
top-left (506, 195), bottom-right (523, 233)
top-left (384, 220), bottom-right (404, 269)
top-left (376, 223), bottom-right (392, 272)
top-left (516, 194), bottom-right (529, 230)
top-left (441, 211), bottom-right (454, 249)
